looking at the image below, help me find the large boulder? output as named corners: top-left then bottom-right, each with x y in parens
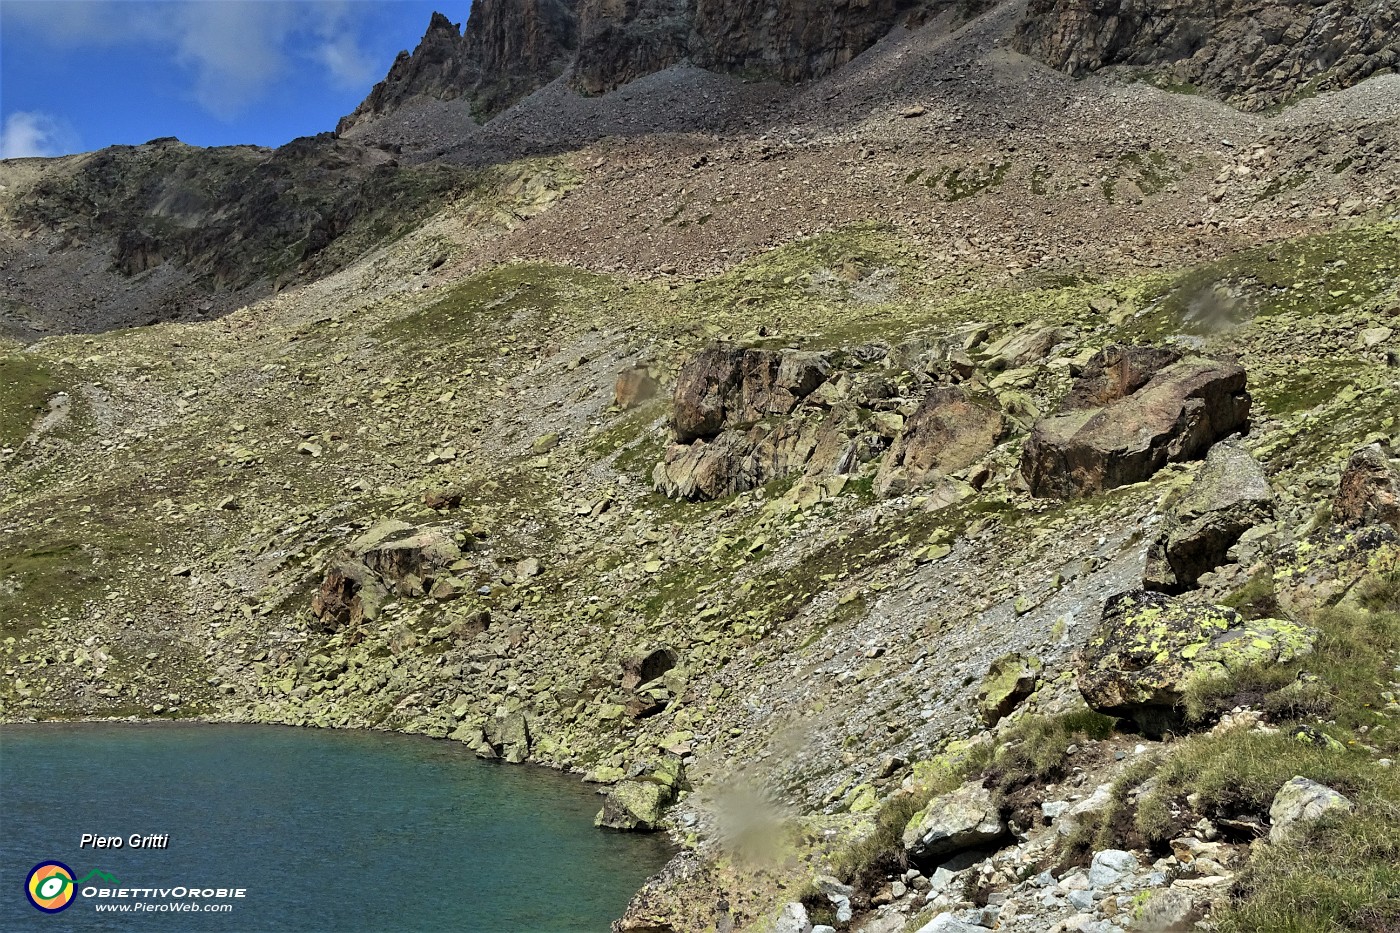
top-left (1333, 444), bottom-right (1400, 531)
top-left (902, 780), bottom-right (1007, 863)
top-left (653, 406), bottom-right (852, 500)
top-left (622, 646), bottom-right (679, 690)
top-left (1145, 439), bottom-right (1275, 592)
top-left (595, 758), bottom-right (684, 832)
top-left (671, 345), bottom-right (829, 443)
top-left (1268, 776), bottom-right (1354, 843)
top-left (359, 529), bottom-right (462, 594)
top-left (875, 388), bottom-right (1004, 496)
top-left (980, 322), bottom-right (1076, 370)
top-left (1077, 590), bottom-right (1316, 735)
top-left (1022, 358), bottom-right (1251, 498)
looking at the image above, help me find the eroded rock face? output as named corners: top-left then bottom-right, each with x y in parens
top-left (1077, 590), bottom-right (1316, 735)
top-left (902, 780), bottom-right (1006, 864)
top-left (1015, 0), bottom-right (1400, 112)
top-left (876, 387), bottom-right (1003, 496)
top-left (1144, 439), bottom-right (1275, 592)
top-left (1022, 358), bottom-right (1251, 499)
top-left (671, 346), bottom-right (829, 443)
top-left (1333, 444), bottom-right (1400, 530)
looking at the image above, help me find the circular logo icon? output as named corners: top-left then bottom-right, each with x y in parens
top-left (26, 861), bottom-right (76, 913)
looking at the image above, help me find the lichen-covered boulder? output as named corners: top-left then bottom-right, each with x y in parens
top-left (976, 652), bottom-right (1042, 727)
top-left (902, 780), bottom-right (1006, 863)
top-left (1333, 444), bottom-right (1400, 531)
top-left (595, 758), bottom-right (684, 832)
top-left (1022, 358), bottom-right (1251, 498)
top-left (358, 528), bottom-right (462, 592)
top-left (1076, 590), bottom-right (1316, 735)
top-left (1268, 776), bottom-right (1354, 843)
top-left (875, 387), bottom-right (1004, 496)
top-left (1145, 439), bottom-right (1275, 592)
top-left (622, 646), bottom-right (679, 690)
top-left (670, 345), bottom-right (829, 442)
top-left (596, 780), bottom-right (672, 831)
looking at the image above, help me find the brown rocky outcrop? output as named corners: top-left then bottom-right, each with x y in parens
top-left (573, 0), bottom-right (994, 95)
top-left (1016, 0), bottom-right (1400, 112)
top-left (670, 346), bottom-right (829, 443)
top-left (1022, 358), bottom-right (1251, 499)
top-left (622, 646), bottom-right (680, 690)
top-left (310, 561), bottom-right (387, 632)
top-left (1144, 439), bottom-right (1275, 592)
top-left (875, 387), bottom-right (1003, 496)
top-left (1333, 444), bottom-right (1400, 531)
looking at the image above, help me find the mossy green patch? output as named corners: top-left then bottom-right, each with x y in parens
top-left (0, 352), bottom-right (66, 448)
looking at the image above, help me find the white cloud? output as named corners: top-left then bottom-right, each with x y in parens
top-left (0, 111), bottom-right (80, 158)
top-left (4, 0), bottom-right (382, 119)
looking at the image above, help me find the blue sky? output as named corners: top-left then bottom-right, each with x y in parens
top-left (1, 0), bottom-right (467, 157)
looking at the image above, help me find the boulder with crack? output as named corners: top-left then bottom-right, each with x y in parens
top-left (1333, 444), bottom-right (1400, 530)
top-left (1022, 357), bottom-right (1251, 499)
top-left (670, 345), bottom-right (829, 443)
top-left (1145, 439), bottom-right (1275, 592)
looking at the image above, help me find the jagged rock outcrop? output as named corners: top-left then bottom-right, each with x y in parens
top-left (310, 521), bottom-right (467, 630)
top-left (1144, 439), bottom-right (1275, 592)
top-left (1268, 777), bottom-right (1354, 843)
top-left (1021, 357), bottom-right (1251, 499)
top-left (1059, 344), bottom-right (1181, 412)
top-left (338, 2), bottom-right (581, 132)
top-left (1016, 0), bottom-right (1400, 112)
top-left (1077, 590), bottom-right (1316, 735)
top-left (1333, 444), bottom-right (1400, 531)
top-left (595, 758), bottom-right (685, 831)
top-left (670, 346), bottom-right (830, 443)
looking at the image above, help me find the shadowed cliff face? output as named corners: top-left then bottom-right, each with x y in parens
top-left (1015, 0), bottom-right (1400, 110)
top-left (338, 2), bottom-right (582, 132)
top-left (572, 0), bottom-right (986, 95)
top-left (343, 0), bottom-right (992, 119)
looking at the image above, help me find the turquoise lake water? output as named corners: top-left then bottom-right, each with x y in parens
top-left (0, 723), bottom-right (673, 932)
